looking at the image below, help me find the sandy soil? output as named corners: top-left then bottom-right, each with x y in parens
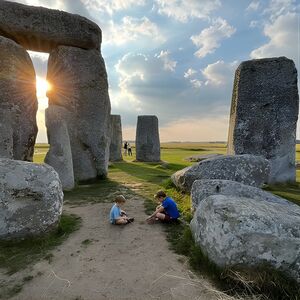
top-left (7, 196), bottom-right (226, 300)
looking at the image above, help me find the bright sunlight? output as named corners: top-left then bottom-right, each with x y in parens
top-left (36, 76), bottom-right (51, 109)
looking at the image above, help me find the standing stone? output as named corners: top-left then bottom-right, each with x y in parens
top-left (227, 57), bottom-right (299, 183)
top-left (0, 106), bottom-right (14, 158)
top-left (109, 115), bottom-right (123, 161)
top-left (0, 36), bottom-right (38, 161)
top-left (136, 115), bottom-right (160, 162)
top-left (0, 158), bottom-right (63, 240)
top-left (0, 1), bottom-right (101, 52)
top-left (47, 46), bottom-right (111, 182)
top-left (45, 105), bottom-right (74, 191)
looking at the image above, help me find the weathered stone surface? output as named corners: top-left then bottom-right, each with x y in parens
top-left (47, 46), bottom-right (111, 182)
top-left (135, 115), bottom-right (160, 162)
top-left (45, 105), bottom-right (74, 191)
top-left (109, 115), bottom-right (123, 162)
top-left (191, 179), bottom-right (290, 210)
top-left (0, 159), bottom-right (63, 240)
top-left (0, 36), bottom-right (38, 161)
top-left (227, 57), bottom-right (299, 183)
top-left (0, 107), bottom-right (14, 159)
top-left (171, 154), bottom-right (270, 192)
top-left (190, 193), bottom-right (300, 282)
top-left (0, 1), bottom-right (101, 52)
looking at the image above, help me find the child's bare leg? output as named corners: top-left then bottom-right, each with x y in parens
top-left (156, 212), bottom-right (166, 220)
top-left (115, 217), bottom-right (128, 225)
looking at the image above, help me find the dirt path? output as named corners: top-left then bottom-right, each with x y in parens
top-left (9, 195), bottom-right (223, 300)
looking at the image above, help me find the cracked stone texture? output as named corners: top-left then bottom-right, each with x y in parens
top-left (0, 1), bottom-right (101, 52)
top-left (191, 179), bottom-right (291, 210)
top-left (135, 115), bottom-right (160, 162)
top-left (190, 192), bottom-right (300, 282)
top-left (227, 57), bottom-right (299, 183)
top-left (45, 105), bottom-right (74, 191)
top-left (0, 159), bottom-right (63, 240)
top-left (109, 115), bottom-right (123, 162)
top-left (47, 46), bottom-right (111, 182)
top-left (171, 154), bottom-right (270, 193)
top-left (0, 36), bottom-right (37, 161)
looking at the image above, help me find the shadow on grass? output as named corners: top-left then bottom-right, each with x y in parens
top-left (264, 182), bottom-right (300, 206)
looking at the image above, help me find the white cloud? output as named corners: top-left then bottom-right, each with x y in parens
top-left (155, 0), bottom-right (221, 22)
top-left (202, 60), bottom-right (238, 86)
top-left (191, 18), bottom-right (236, 58)
top-left (156, 50), bottom-right (177, 72)
top-left (249, 20), bottom-right (259, 28)
top-left (190, 79), bottom-right (203, 89)
top-left (250, 12), bottom-right (298, 64)
top-left (263, 0), bottom-right (298, 21)
top-left (184, 68), bottom-right (197, 78)
top-left (104, 17), bottom-right (165, 46)
top-left (246, 1), bottom-right (260, 11)
top-left (81, 0), bottom-right (146, 15)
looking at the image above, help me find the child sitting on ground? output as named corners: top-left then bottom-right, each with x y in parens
top-left (109, 195), bottom-right (134, 225)
top-left (146, 190), bottom-right (180, 223)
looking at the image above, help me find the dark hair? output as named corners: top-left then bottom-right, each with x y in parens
top-left (154, 190), bottom-right (166, 198)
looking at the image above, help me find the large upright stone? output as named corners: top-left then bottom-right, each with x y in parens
top-left (0, 158), bottom-right (63, 240)
top-left (136, 115), bottom-right (160, 162)
top-left (0, 36), bottom-right (38, 161)
top-left (45, 105), bottom-right (74, 191)
top-left (109, 115), bottom-right (123, 162)
top-left (0, 106), bottom-right (14, 159)
top-left (47, 46), bottom-right (111, 182)
top-left (227, 57), bottom-right (299, 183)
top-left (0, 1), bottom-right (101, 52)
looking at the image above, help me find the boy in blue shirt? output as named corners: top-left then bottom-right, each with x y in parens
top-left (110, 195), bottom-right (134, 225)
top-left (146, 190), bottom-right (180, 223)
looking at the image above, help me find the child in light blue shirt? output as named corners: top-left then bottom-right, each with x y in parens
top-left (110, 195), bottom-right (134, 225)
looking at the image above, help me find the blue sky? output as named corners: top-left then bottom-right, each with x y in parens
top-left (10, 0), bottom-right (300, 142)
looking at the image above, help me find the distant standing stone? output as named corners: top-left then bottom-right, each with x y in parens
top-left (227, 57), bottom-right (299, 183)
top-left (47, 46), bottom-right (111, 182)
top-left (109, 115), bottom-right (123, 161)
top-left (45, 105), bottom-right (75, 191)
top-left (0, 159), bottom-right (63, 240)
top-left (0, 1), bottom-right (101, 52)
top-left (135, 115), bottom-right (160, 162)
top-left (0, 36), bottom-right (38, 161)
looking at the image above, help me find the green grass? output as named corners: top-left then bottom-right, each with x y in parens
top-left (31, 142), bottom-right (300, 299)
top-left (0, 214), bottom-right (81, 275)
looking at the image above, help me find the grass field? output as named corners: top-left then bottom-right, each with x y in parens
top-left (1, 142), bottom-right (298, 299)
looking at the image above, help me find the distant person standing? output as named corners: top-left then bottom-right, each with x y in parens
top-left (127, 143), bottom-right (132, 156)
top-left (123, 141), bottom-right (128, 156)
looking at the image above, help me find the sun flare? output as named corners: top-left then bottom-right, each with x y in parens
top-left (36, 77), bottom-right (51, 98)
top-left (36, 77), bottom-right (52, 110)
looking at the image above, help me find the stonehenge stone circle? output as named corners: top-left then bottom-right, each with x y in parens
top-left (191, 179), bottom-right (291, 211)
top-left (0, 159), bottom-right (63, 240)
top-left (47, 46), bottom-right (111, 182)
top-left (227, 57), bottom-right (299, 183)
top-left (190, 193), bottom-right (300, 282)
top-left (171, 154), bottom-right (270, 193)
top-left (0, 1), bottom-right (101, 52)
top-left (45, 105), bottom-right (75, 191)
top-left (135, 115), bottom-right (160, 162)
top-left (0, 36), bottom-right (38, 161)
top-left (109, 115), bottom-right (123, 161)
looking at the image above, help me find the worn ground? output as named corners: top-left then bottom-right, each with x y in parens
top-left (7, 196), bottom-right (222, 300)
